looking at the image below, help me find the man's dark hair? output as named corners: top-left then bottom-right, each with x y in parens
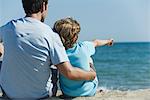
top-left (22, 0), bottom-right (48, 15)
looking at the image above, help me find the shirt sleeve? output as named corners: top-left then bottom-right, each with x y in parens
top-left (82, 41), bottom-right (95, 56)
top-left (50, 33), bottom-right (69, 65)
top-left (0, 26), bottom-right (4, 42)
top-left (0, 22), bottom-right (10, 42)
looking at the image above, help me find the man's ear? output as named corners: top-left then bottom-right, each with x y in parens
top-left (41, 2), bottom-right (46, 13)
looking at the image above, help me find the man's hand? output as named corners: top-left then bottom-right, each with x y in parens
top-left (0, 43), bottom-right (4, 57)
top-left (55, 62), bottom-right (96, 80)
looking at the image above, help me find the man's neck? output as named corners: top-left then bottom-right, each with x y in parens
top-left (26, 13), bottom-right (42, 21)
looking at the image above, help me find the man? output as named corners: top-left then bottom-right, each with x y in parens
top-left (0, 0), bottom-right (96, 99)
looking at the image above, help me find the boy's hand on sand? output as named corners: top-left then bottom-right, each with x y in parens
top-left (107, 39), bottom-right (114, 46)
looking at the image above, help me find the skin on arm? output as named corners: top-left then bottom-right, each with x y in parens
top-left (55, 61), bottom-right (96, 80)
top-left (0, 43), bottom-right (4, 57)
top-left (93, 39), bottom-right (113, 47)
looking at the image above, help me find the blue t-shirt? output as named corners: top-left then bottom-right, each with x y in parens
top-left (0, 17), bottom-right (69, 99)
top-left (59, 41), bottom-right (98, 96)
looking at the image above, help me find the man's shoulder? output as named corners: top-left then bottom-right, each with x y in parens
top-left (15, 17), bottom-right (51, 31)
top-left (0, 20), bottom-right (15, 34)
top-left (39, 23), bottom-right (53, 33)
top-left (38, 21), bottom-right (50, 30)
top-left (22, 17), bottom-right (54, 35)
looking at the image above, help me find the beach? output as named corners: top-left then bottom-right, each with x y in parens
top-left (0, 89), bottom-right (150, 100)
top-left (49, 89), bottom-right (150, 100)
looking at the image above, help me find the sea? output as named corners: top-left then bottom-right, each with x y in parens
top-left (93, 42), bottom-right (150, 91)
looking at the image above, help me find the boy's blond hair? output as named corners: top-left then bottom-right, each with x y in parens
top-left (53, 17), bottom-right (80, 50)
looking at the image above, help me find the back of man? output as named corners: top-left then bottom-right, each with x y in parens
top-left (0, 17), bottom-right (68, 99)
top-left (0, 0), bottom-right (66, 98)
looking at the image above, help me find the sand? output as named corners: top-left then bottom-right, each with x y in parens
top-left (0, 89), bottom-right (150, 100)
top-left (49, 89), bottom-right (150, 100)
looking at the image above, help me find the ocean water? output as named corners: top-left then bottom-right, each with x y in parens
top-left (93, 42), bottom-right (150, 91)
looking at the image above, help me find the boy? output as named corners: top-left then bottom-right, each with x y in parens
top-left (53, 17), bottom-right (113, 97)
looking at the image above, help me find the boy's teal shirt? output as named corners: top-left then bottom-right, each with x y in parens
top-left (59, 41), bottom-right (98, 96)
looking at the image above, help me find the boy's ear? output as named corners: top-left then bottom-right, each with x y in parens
top-left (73, 35), bottom-right (78, 43)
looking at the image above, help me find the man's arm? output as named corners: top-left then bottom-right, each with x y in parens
top-left (55, 62), bottom-right (96, 80)
top-left (93, 39), bottom-right (113, 47)
top-left (0, 43), bottom-right (4, 57)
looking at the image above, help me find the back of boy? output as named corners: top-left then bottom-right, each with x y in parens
top-left (53, 17), bottom-right (98, 97)
top-left (60, 41), bottom-right (98, 96)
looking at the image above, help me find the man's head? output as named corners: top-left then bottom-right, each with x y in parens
top-left (22, 0), bottom-right (48, 22)
top-left (53, 17), bottom-right (81, 50)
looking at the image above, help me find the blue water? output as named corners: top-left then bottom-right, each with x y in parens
top-left (93, 42), bottom-right (150, 91)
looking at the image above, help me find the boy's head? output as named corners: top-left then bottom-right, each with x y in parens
top-left (53, 17), bottom-right (81, 50)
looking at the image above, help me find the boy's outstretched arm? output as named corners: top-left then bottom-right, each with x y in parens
top-left (93, 39), bottom-right (113, 47)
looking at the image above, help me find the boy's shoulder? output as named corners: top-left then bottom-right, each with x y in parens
top-left (78, 41), bottom-right (94, 47)
top-left (77, 41), bottom-right (95, 56)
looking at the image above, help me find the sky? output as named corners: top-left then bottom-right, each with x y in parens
top-left (0, 0), bottom-right (150, 42)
